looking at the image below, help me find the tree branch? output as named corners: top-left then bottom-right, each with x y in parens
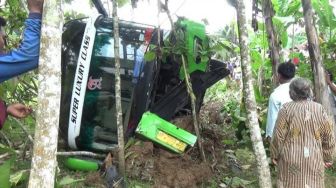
top-left (11, 118), bottom-right (34, 143)
top-left (57, 151), bottom-right (106, 158)
top-left (0, 131), bottom-right (13, 148)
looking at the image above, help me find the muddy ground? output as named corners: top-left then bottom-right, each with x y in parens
top-left (58, 100), bottom-right (336, 187)
top-left (54, 100), bottom-right (240, 188)
top-left (124, 101), bottom-right (239, 187)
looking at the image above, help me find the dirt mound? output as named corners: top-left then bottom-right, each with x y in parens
top-left (154, 149), bottom-right (212, 187)
top-left (126, 141), bottom-right (212, 187)
top-left (126, 141), bottom-right (155, 181)
top-left (126, 101), bottom-right (230, 187)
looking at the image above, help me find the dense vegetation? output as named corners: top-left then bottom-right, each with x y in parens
top-left (1, 0), bottom-right (336, 187)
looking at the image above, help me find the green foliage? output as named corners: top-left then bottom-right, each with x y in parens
top-left (312, 0), bottom-right (336, 32)
top-left (64, 11), bottom-right (86, 23)
top-left (0, 144), bottom-right (28, 187)
top-left (222, 139), bottom-right (235, 145)
top-left (118, 0), bottom-right (130, 7)
top-left (223, 99), bottom-right (240, 117)
top-left (0, 0), bottom-right (37, 109)
top-left (127, 178), bottom-right (152, 188)
top-left (0, 1), bottom-right (26, 50)
top-left (0, 4), bottom-right (37, 187)
top-left (222, 176), bottom-right (255, 188)
top-left (10, 170), bottom-right (29, 187)
top-left (204, 80), bottom-right (245, 132)
top-left (210, 23), bottom-right (239, 61)
top-left (321, 38), bottom-right (336, 58)
top-left (164, 29), bottom-right (188, 55)
top-left (64, 0), bottom-right (74, 4)
top-left (285, 0), bottom-right (301, 17)
top-left (56, 176), bottom-right (85, 187)
top-left (324, 59), bottom-right (336, 71)
top-left (254, 85), bottom-right (266, 105)
top-left (235, 148), bottom-right (256, 165)
top-left (0, 160), bottom-right (11, 188)
top-left (250, 50), bottom-right (262, 76)
top-left (210, 37), bottom-right (238, 60)
top-left (273, 0), bottom-right (301, 18)
top-left (289, 51), bottom-right (306, 63)
top-left (272, 17), bottom-right (288, 48)
top-left (144, 51), bottom-right (156, 62)
top-left (204, 80), bottom-right (228, 101)
top-left (296, 62), bottom-right (313, 81)
top-left (248, 29), bottom-right (268, 52)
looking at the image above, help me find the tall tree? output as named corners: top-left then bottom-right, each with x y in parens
top-left (261, 0), bottom-right (281, 86)
top-left (112, 0), bottom-right (125, 177)
top-left (235, 0), bottom-right (272, 187)
top-left (301, 0), bottom-right (335, 120)
top-left (28, 0), bottom-right (63, 187)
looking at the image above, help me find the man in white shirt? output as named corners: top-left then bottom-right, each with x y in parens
top-left (265, 62), bottom-right (296, 140)
top-left (326, 70), bottom-right (336, 120)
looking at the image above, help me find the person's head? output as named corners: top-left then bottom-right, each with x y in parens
top-left (0, 17), bottom-right (7, 53)
top-left (289, 77), bottom-right (313, 101)
top-left (277, 61), bottom-right (296, 84)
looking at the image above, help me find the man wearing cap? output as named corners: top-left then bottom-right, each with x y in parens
top-left (0, 0), bottom-right (44, 128)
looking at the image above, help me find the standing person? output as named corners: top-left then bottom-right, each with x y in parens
top-left (233, 63), bottom-right (242, 84)
top-left (227, 62), bottom-right (234, 79)
top-left (265, 62), bottom-right (296, 140)
top-left (0, 0), bottom-right (43, 126)
top-left (326, 70), bottom-right (336, 120)
top-left (271, 78), bottom-right (335, 188)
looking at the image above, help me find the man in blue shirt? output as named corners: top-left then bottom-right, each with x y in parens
top-left (0, 0), bottom-right (43, 83)
top-left (0, 0), bottom-right (44, 128)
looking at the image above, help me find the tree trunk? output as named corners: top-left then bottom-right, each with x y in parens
top-left (112, 0), bottom-right (125, 177)
top-left (28, 1), bottom-right (63, 187)
top-left (181, 55), bottom-right (206, 162)
top-left (160, 0), bottom-right (205, 161)
top-left (236, 0), bottom-right (272, 187)
top-left (301, 0), bottom-right (335, 120)
top-left (262, 0), bottom-right (281, 86)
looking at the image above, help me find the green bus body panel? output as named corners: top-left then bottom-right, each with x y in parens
top-left (64, 157), bottom-right (99, 171)
top-left (136, 112), bottom-right (197, 153)
top-left (177, 19), bottom-right (208, 79)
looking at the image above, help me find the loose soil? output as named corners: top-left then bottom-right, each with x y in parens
top-left (125, 101), bottom-right (236, 187)
top-left (56, 100), bottom-right (336, 187)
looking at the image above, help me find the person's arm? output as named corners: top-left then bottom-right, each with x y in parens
top-left (327, 80), bottom-right (336, 96)
top-left (0, 99), bottom-right (8, 129)
top-left (320, 109), bottom-right (335, 167)
top-left (7, 103), bottom-right (32, 118)
top-left (265, 94), bottom-right (278, 138)
top-left (0, 99), bottom-right (32, 129)
top-left (0, 13), bottom-right (42, 83)
top-left (270, 106), bottom-right (289, 165)
top-left (28, 0), bottom-right (44, 14)
top-left (0, 0), bottom-right (43, 83)
top-left (326, 71), bottom-right (336, 95)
